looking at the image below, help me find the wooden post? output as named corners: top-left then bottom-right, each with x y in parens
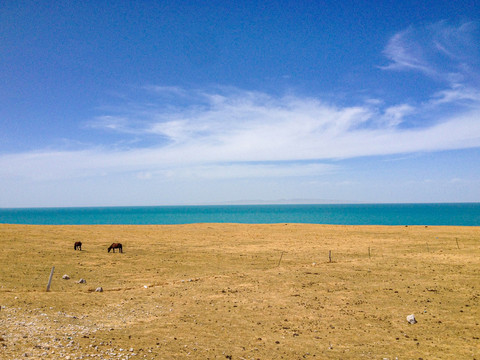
top-left (277, 251), bottom-right (285, 267)
top-left (456, 238), bottom-right (460, 249)
top-left (329, 250), bottom-right (332, 263)
top-left (368, 247), bottom-right (371, 259)
top-left (46, 266), bottom-right (55, 292)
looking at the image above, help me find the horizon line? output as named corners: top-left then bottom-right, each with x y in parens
top-left (1, 201), bottom-right (479, 210)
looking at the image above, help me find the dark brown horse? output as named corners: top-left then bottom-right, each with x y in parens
top-left (74, 241), bottom-right (82, 250)
top-left (108, 243), bottom-right (123, 253)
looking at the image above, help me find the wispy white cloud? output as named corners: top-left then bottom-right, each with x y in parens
top-left (1, 87), bottom-right (480, 184)
top-left (382, 21), bottom-right (479, 85)
top-left (382, 28), bottom-right (436, 75)
top-left (89, 116), bottom-right (134, 133)
top-left (429, 85), bottom-right (480, 106)
top-left (380, 104), bottom-right (415, 127)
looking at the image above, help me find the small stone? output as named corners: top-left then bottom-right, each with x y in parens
top-left (78, 279), bottom-right (86, 284)
top-left (406, 314), bottom-right (417, 324)
top-left (95, 287), bottom-right (103, 292)
top-left (62, 274), bottom-right (70, 280)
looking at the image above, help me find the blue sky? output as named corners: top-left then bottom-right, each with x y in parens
top-left (1, 1), bottom-right (480, 207)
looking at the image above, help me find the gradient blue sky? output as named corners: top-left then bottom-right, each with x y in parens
top-left (1, 1), bottom-right (480, 207)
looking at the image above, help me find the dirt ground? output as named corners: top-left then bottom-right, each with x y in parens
top-left (0, 223), bottom-right (479, 359)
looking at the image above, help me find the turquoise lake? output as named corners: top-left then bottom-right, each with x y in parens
top-left (1, 203), bottom-right (479, 225)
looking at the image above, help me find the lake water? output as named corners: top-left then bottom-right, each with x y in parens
top-left (1, 203), bottom-right (479, 225)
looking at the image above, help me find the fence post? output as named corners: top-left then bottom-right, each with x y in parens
top-left (46, 266), bottom-right (55, 292)
top-left (277, 251), bottom-right (285, 267)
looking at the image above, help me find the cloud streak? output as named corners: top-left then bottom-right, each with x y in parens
top-left (1, 88), bottom-right (480, 183)
top-left (382, 21), bottom-right (479, 85)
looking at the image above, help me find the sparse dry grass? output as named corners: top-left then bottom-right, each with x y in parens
top-left (0, 224), bottom-right (479, 359)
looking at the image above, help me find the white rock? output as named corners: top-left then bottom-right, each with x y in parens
top-left (406, 314), bottom-right (417, 324)
top-left (62, 274), bottom-right (70, 280)
top-left (78, 279), bottom-right (86, 284)
top-left (95, 287), bottom-right (103, 292)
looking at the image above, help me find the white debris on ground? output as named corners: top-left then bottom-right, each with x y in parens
top-left (406, 314), bottom-right (417, 324)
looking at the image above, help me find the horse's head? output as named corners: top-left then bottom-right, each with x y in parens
top-left (107, 246), bottom-right (112, 252)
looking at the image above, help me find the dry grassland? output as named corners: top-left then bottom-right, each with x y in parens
top-left (0, 224), bottom-right (479, 359)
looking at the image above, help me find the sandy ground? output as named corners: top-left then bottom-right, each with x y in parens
top-left (0, 223), bottom-right (479, 359)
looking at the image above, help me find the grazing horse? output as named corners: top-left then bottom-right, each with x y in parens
top-left (108, 243), bottom-right (123, 253)
top-left (74, 241), bottom-right (82, 251)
